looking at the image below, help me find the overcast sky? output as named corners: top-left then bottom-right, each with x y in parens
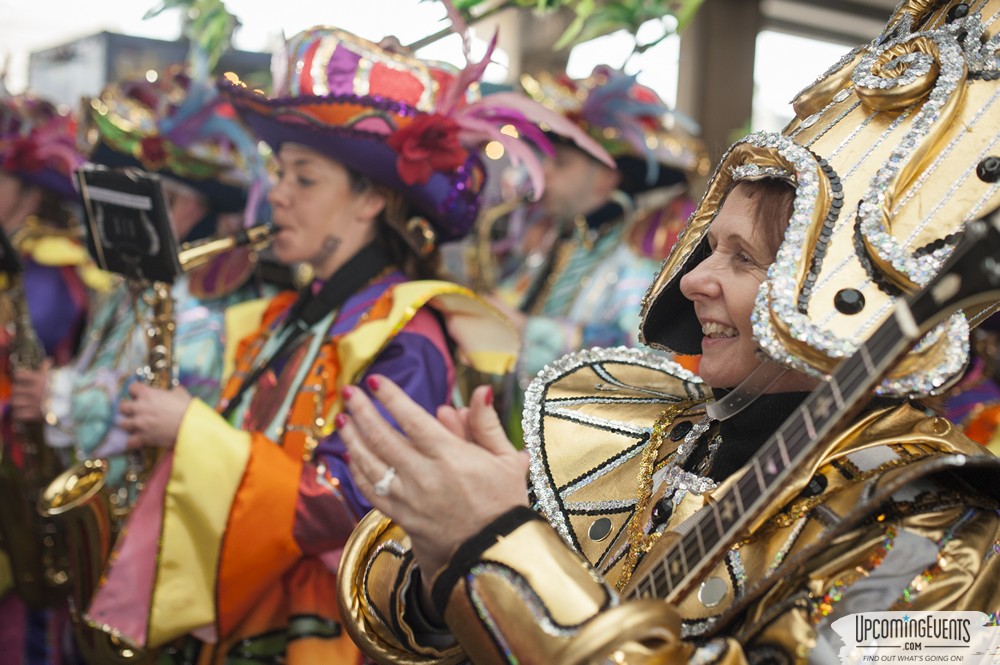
top-left (1, 0), bottom-right (852, 132)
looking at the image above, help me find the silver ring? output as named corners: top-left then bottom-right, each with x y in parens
top-left (373, 466), bottom-right (397, 497)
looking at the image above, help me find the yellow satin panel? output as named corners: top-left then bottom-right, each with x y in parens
top-left (148, 398), bottom-right (251, 647)
top-left (221, 297), bottom-right (272, 383)
top-left (423, 290), bottom-right (520, 375)
top-left (337, 281), bottom-right (518, 380)
top-left (20, 235), bottom-right (114, 292)
top-left (23, 235), bottom-right (89, 267)
top-left (328, 281), bottom-right (519, 436)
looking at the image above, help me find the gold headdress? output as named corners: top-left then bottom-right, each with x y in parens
top-left (641, 0), bottom-right (1000, 396)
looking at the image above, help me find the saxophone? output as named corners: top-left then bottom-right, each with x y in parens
top-left (37, 224), bottom-right (272, 664)
top-left (0, 269), bottom-right (70, 610)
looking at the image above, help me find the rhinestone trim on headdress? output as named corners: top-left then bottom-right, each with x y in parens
top-left (728, 163), bottom-right (795, 185)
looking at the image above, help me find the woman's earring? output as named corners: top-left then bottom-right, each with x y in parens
top-left (405, 216), bottom-right (437, 256)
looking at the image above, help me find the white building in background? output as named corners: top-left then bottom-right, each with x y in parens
top-left (27, 31), bottom-right (269, 109)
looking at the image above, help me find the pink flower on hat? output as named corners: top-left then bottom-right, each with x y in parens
top-left (387, 113), bottom-right (469, 186)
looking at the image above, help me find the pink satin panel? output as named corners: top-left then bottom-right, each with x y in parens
top-left (85, 453), bottom-right (174, 647)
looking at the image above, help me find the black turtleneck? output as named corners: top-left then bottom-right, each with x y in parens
top-left (684, 388), bottom-right (905, 482)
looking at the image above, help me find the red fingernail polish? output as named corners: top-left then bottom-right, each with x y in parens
top-left (484, 386), bottom-right (494, 407)
top-left (366, 375), bottom-right (380, 391)
top-left (341, 385), bottom-right (354, 400)
top-left (335, 412), bottom-right (348, 429)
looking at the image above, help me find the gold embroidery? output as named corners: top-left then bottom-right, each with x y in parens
top-left (618, 405), bottom-right (686, 592)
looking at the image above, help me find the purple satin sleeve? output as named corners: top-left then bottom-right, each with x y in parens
top-left (23, 261), bottom-right (87, 361)
top-left (299, 312), bottom-right (454, 547)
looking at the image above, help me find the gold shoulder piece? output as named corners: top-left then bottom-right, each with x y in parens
top-left (524, 347), bottom-right (709, 577)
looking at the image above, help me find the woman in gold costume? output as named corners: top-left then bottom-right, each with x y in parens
top-left (334, 2), bottom-right (1000, 663)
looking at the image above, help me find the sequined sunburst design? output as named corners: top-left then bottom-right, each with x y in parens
top-left (521, 346), bottom-right (709, 594)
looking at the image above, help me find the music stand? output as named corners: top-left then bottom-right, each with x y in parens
top-left (75, 165), bottom-right (182, 284)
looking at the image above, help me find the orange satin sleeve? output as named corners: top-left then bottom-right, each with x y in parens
top-left (217, 431), bottom-right (304, 637)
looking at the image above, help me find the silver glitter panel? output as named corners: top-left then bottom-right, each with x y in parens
top-left (726, 549), bottom-right (748, 596)
top-left (766, 516), bottom-right (809, 574)
top-left (681, 615), bottom-right (720, 639)
top-left (546, 407), bottom-right (650, 437)
top-left (548, 396), bottom-right (681, 406)
top-left (558, 445), bottom-right (645, 502)
top-left (729, 164), bottom-right (795, 184)
top-left (565, 499), bottom-right (637, 513)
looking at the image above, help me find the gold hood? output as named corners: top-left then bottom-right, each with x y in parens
top-left (641, 0), bottom-right (1000, 396)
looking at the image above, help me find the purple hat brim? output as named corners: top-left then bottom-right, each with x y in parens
top-left (24, 168), bottom-right (79, 202)
top-left (0, 160), bottom-right (79, 202)
top-left (224, 87), bottom-right (481, 243)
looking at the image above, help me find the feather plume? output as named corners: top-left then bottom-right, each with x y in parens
top-left (478, 91), bottom-right (614, 167)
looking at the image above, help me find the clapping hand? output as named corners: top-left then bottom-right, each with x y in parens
top-left (338, 376), bottom-right (529, 590)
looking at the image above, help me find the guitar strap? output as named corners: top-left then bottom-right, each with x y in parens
top-left (705, 362), bottom-right (792, 421)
